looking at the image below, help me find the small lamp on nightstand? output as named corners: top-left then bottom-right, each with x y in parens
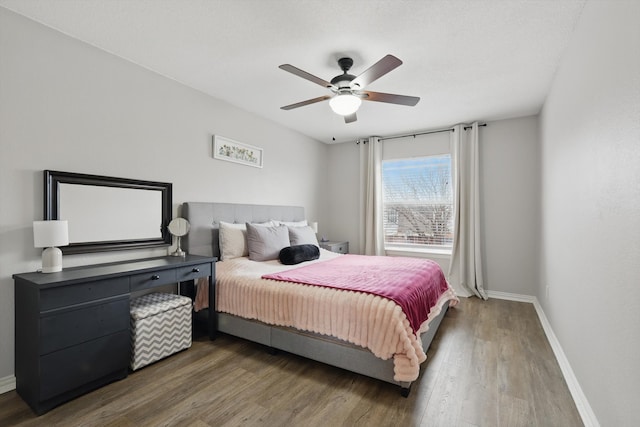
top-left (33, 220), bottom-right (69, 273)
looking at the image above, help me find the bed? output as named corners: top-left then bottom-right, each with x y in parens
top-left (182, 202), bottom-right (457, 396)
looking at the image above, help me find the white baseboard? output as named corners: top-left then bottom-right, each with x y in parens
top-left (531, 298), bottom-right (600, 427)
top-left (487, 290), bottom-right (536, 303)
top-left (488, 290), bottom-right (600, 427)
top-left (0, 375), bottom-right (16, 395)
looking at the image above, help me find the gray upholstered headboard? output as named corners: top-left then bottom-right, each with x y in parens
top-left (182, 202), bottom-right (305, 258)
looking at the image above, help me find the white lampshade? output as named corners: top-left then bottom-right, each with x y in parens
top-left (329, 94), bottom-right (362, 116)
top-left (34, 220), bottom-right (69, 247)
top-left (33, 220), bottom-right (69, 273)
top-left (311, 222), bottom-right (318, 233)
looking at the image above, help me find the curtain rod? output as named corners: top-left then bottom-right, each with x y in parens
top-left (355, 123), bottom-right (487, 144)
top-left (464, 123), bottom-right (487, 130)
top-left (378, 127), bottom-right (454, 142)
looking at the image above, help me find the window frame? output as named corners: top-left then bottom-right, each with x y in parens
top-left (381, 154), bottom-right (454, 255)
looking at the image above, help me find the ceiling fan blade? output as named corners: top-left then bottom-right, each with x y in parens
top-left (344, 113), bottom-right (357, 124)
top-left (279, 64), bottom-right (335, 89)
top-left (350, 54), bottom-right (402, 89)
top-left (361, 90), bottom-right (420, 106)
top-left (281, 95), bottom-right (331, 110)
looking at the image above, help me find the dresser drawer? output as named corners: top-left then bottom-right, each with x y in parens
top-left (332, 243), bottom-right (349, 254)
top-left (177, 263), bottom-right (212, 281)
top-left (41, 277), bottom-right (129, 312)
top-left (130, 269), bottom-right (177, 291)
top-left (320, 241), bottom-right (349, 254)
top-left (39, 331), bottom-right (129, 401)
top-left (40, 296), bottom-right (130, 355)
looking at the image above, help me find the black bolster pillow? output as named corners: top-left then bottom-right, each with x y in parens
top-left (279, 244), bottom-right (320, 265)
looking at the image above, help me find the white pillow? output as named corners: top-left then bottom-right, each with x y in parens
top-left (218, 221), bottom-right (247, 260)
top-left (246, 223), bottom-right (290, 261)
top-left (272, 219), bottom-right (308, 227)
top-left (288, 225), bottom-right (319, 247)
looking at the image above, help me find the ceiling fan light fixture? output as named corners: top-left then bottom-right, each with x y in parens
top-left (329, 93), bottom-right (361, 116)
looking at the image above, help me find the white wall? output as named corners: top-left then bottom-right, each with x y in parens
top-left (325, 141), bottom-right (361, 250)
top-left (0, 8), bottom-right (328, 383)
top-left (539, 1), bottom-right (640, 426)
top-left (480, 116), bottom-right (539, 296)
top-left (326, 116), bottom-right (540, 297)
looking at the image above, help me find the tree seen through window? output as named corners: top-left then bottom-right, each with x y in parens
top-left (382, 155), bottom-right (453, 249)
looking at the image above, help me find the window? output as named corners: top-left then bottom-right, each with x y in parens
top-left (382, 155), bottom-right (453, 251)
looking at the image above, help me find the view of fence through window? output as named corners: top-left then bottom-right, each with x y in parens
top-left (382, 155), bottom-right (454, 249)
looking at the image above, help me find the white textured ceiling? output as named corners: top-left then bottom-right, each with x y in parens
top-left (0, 0), bottom-right (586, 143)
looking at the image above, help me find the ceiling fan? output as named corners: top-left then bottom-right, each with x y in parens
top-left (279, 54), bottom-right (420, 124)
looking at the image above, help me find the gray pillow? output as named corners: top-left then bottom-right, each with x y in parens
top-left (288, 225), bottom-right (319, 247)
top-left (246, 223), bottom-right (291, 261)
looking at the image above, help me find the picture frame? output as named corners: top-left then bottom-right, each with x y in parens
top-left (213, 135), bottom-right (263, 168)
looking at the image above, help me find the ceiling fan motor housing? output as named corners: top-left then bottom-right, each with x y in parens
top-left (331, 57), bottom-right (357, 88)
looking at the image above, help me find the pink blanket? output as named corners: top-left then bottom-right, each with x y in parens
top-left (262, 254), bottom-right (449, 333)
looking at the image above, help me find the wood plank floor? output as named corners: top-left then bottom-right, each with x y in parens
top-left (0, 297), bottom-right (584, 426)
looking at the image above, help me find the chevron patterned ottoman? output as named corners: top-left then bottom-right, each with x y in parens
top-left (130, 293), bottom-right (192, 371)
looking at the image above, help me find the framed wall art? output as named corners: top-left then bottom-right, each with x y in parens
top-left (213, 135), bottom-right (263, 168)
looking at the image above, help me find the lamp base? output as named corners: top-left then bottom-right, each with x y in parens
top-left (171, 236), bottom-right (186, 257)
top-left (171, 249), bottom-right (186, 257)
top-left (41, 247), bottom-right (62, 273)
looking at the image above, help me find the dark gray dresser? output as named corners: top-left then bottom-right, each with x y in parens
top-left (13, 255), bottom-right (215, 415)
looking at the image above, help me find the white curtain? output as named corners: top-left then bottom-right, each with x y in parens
top-left (448, 122), bottom-right (487, 299)
top-left (359, 136), bottom-right (385, 255)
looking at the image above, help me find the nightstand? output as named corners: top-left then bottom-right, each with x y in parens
top-left (319, 240), bottom-right (349, 254)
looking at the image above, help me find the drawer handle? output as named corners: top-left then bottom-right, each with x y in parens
top-left (192, 268), bottom-right (200, 273)
top-left (151, 275), bottom-right (160, 280)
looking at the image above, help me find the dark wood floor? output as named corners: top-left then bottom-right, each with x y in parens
top-left (0, 297), bottom-right (583, 427)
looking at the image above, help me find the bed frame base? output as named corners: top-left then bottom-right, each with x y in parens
top-left (400, 384), bottom-right (411, 397)
top-left (215, 303), bottom-right (448, 397)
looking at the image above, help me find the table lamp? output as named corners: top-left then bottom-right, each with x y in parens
top-left (33, 220), bottom-right (69, 273)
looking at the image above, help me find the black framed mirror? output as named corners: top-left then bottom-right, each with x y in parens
top-left (44, 170), bottom-right (172, 254)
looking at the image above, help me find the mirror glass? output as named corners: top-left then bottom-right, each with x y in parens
top-left (60, 184), bottom-right (163, 243)
top-left (45, 170), bottom-right (172, 254)
top-left (168, 218), bottom-right (190, 237)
